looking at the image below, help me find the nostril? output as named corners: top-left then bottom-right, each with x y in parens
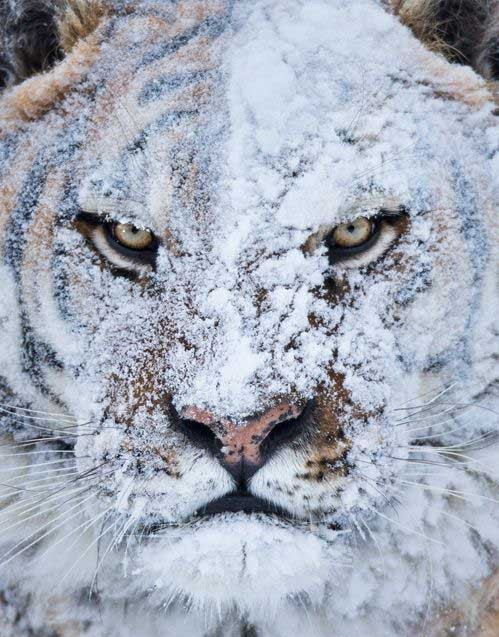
top-left (169, 406), bottom-right (223, 456)
top-left (262, 400), bottom-right (311, 452)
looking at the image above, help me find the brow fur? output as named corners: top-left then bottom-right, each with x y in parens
top-left (57, 0), bottom-right (106, 54)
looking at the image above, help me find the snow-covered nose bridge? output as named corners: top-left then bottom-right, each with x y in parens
top-left (179, 402), bottom-right (306, 481)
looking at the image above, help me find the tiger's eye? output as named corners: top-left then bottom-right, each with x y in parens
top-left (113, 223), bottom-right (154, 250)
top-left (331, 217), bottom-right (373, 248)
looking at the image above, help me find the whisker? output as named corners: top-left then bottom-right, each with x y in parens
top-left (0, 483), bottom-right (98, 536)
top-left (367, 505), bottom-right (445, 545)
top-left (0, 459), bottom-right (77, 475)
top-left (90, 513), bottom-right (133, 595)
top-left (383, 453), bottom-right (499, 481)
top-left (357, 471), bottom-right (401, 517)
top-left (0, 450), bottom-right (77, 458)
top-left (36, 493), bottom-right (111, 563)
top-left (408, 412), bottom-right (479, 439)
top-left (395, 382), bottom-right (458, 411)
top-left (0, 483), bottom-right (102, 568)
top-left (395, 404), bottom-right (459, 428)
top-left (403, 431), bottom-right (499, 452)
top-left (60, 512), bottom-right (118, 586)
top-left (392, 478), bottom-right (499, 505)
top-left (0, 464), bottom-right (106, 494)
top-left (0, 406), bottom-right (77, 426)
top-left (358, 516), bottom-right (387, 577)
top-left (0, 403), bottom-right (77, 421)
top-left (0, 466), bottom-right (109, 520)
top-left (0, 470), bottom-right (104, 520)
top-left (393, 383), bottom-right (459, 413)
top-left (0, 432), bottom-right (102, 450)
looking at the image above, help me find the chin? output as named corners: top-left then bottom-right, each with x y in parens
top-left (130, 514), bottom-right (340, 616)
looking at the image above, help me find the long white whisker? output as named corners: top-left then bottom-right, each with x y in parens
top-left (0, 406), bottom-right (77, 426)
top-left (0, 460), bottom-right (77, 475)
top-left (0, 483), bottom-right (102, 568)
top-left (60, 513), bottom-right (118, 586)
top-left (0, 403), bottom-right (77, 420)
top-left (36, 493), bottom-right (110, 563)
top-left (0, 467), bottom-right (109, 520)
top-left (393, 383), bottom-right (459, 412)
top-left (392, 478), bottom-right (499, 505)
top-left (0, 450), bottom-right (77, 458)
top-left (368, 505), bottom-right (444, 545)
top-left (0, 484), bottom-right (97, 536)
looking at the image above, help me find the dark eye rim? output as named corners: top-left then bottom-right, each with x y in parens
top-left (76, 211), bottom-right (159, 266)
top-left (325, 209), bottom-right (407, 263)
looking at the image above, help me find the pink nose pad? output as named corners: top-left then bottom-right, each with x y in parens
top-left (180, 402), bottom-right (305, 473)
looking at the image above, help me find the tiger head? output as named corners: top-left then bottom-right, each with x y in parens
top-left (0, 0), bottom-right (498, 634)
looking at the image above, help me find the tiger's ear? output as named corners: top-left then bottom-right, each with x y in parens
top-left (0, 0), bottom-right (62, 88)
top-left (392, 0), bottom-right (499, 80)
top-left (58, 0), bottom-right (106, 55)
top-left (0, 0), bottom-right (106, 89)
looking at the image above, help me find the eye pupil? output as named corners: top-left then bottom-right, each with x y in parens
top-left (331, 217), bottom-right (373, 249)
top-left (113, 222), bottom-right (155, 250)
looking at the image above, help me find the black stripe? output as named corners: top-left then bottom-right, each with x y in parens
top-left (394, 262), bottom-right (432, 307)
top-left (451, 159), bottom-right (488, 361)
top-left (137, 12), bottom-right (228, 70)
top-left (411, 162), bottom-right (489, 376)
top-left (4, 148), bottom-right (66, 401)
top-left (139, 69), bottom-right (213, 104)
top-left (0, 375), bottom-right (19, 434)
top-left (0, 133), bottom-right (20, 180)
top-left (4, 154), bottom-right (48, 279)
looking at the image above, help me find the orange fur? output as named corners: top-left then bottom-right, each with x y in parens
top-left (57, 0), bottom-right (108, 53)
top-left (0, 36), bottom-right (100, 125)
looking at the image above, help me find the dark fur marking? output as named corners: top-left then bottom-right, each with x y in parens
top-left (0, 134), bottom-right (20, 179)
top-left (4, 153), bottom-right (48, 280)
top-left (3, 133), bottom-right (80, 402)
top-left (137, 13), bottom-right (228, 70)
top-left (138, 69), bottom-right (213, 104)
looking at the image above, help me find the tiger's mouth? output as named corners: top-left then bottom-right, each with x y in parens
top-left (194, 488), bottom-right (292, 518)
top-left (137, 489), bottom-right (300, 536)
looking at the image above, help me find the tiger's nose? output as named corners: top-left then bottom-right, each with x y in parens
top-left (176, 402), bottom-right (308, 483)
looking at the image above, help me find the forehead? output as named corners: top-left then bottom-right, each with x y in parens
top-left (59, 0), bottom-right (495, 419)
top-left (78, 0), bottom-right (490, 238)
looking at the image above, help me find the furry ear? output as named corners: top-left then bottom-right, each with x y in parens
top-left (0, 0), bottom-right (63, 88)
top-left (392, 0), bottom-right (499, 80)
top-left (0, 0), bottom-right (106, 89)
top-left (58, 0), bottom-right (106, 54)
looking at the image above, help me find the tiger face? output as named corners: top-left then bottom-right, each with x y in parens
top-left (0, 1), bottom-right (498, 635)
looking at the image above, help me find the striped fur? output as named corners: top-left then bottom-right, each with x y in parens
top-left (0, 1), bottom-right (498, 636)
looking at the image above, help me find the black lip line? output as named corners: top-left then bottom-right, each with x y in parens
top-left (137, 494), bottom-right (343, 536)
top-left (194, 492), bottom-right (293, 519)
top-left (136, 494), bottom-right (294, 536)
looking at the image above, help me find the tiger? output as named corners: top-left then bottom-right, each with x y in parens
top-left (0, 0), bottom-right (498, 636)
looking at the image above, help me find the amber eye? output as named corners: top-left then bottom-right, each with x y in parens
top-left (331, 217), bottom-right (373, 248)
top-left (112, 223), bottom-right (154, 251)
